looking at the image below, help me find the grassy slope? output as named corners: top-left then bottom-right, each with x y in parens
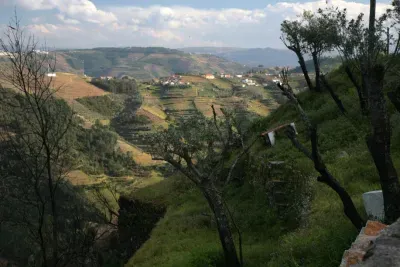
top-left (127, 67), bottom-right (400, 267)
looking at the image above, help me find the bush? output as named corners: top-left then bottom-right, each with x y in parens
top-left (91, 78), bottom-right (138, 95)
top-left (73, 122), bottom-right (136, 176)
top-left (76, 95), bottom-right (124, 117)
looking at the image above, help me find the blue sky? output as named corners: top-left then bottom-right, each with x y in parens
top-left (0, 0), bottom-right (393, 49)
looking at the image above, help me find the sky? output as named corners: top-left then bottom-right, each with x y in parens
top-left (0, 0), bottom-right (394, 49)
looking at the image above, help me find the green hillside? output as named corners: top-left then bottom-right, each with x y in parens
top-left (55, 47), bottom-right (247, 80)
top-left (289, 56), bottom-right (342, 74)
top-left (125, 65), bottom-right (400, 267)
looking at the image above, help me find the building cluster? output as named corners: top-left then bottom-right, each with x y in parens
top-left (203, 73), bottom-right (245, 80)
top-left (99, 76), bottom-right (114, 80)
top-left (204, 74), bottom-right (215, 79)
top-left (159, 75), bottom-right (190, 86)
top-left (241, 78), bottom-right (256, 86)
top-left (33, 49), bottom-right (49, 55)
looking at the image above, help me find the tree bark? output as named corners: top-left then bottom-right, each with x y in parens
top-left (365, 65), bottom-right (400, 223)
top-left (202, 185), bottom-right (241, 267)
top-left (387, 27), bottom-right (390, 55)
top-left (344, 66), bottom-right (369, 115)
top-left (369, 0), bottom-right (376, 60)
top-left (387, 91), bottom-right (400, 113)
top-left (312, 52), bottom-right (322, 92)
top-left (285, 126), bottom-right (365, 230)
top-left (296, 51), bottom-right (314, 91)
top-left (320, 75), bottom-right (347, 114)
top-left (310, 128), bottom-right (364, 230)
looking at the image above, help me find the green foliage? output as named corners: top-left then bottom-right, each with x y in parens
top-left (127, 62), bottom-right (400, 267)
top-left (90, 78), bottom-right (138, 94)
top-left (76, 95), bottom-right (125, 117)
top-left (73, 122), bottom-right (136, 176)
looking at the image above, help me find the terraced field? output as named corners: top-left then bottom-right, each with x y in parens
top-left (53, 74), bottom-right (280, 166)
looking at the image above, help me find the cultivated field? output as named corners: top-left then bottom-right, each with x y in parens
top-left (117, 140), bottom-right (163, 166)
top-left (52, 73), bottom-right (108, 102)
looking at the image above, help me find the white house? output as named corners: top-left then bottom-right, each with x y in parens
top-left (236, 74), bottom-right (243, 78)
top-left (242, 78), bottom-right (256, 86)
top-left (204, 74), bottom-right (215, 80)
top-left (47, 73), bottom-right (56, 77)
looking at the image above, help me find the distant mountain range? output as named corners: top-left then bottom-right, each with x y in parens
top-left (55, 47), bottom-right (247, 80)
top-left (179, 47), bottom-right (299, 68)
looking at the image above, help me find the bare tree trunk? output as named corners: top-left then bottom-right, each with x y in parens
top-left (202, 185), bottom-right (241, 267)
top-left (387, 27), bottom-right (390, 55)
top-left (320, 75), bottom-right (347, 114)
top-left (310, 128), bottom-right (364, 230)
top-left (285, 127), bottom-right (365, 230)
top-left (312, 52), bottom-right (321, 92)
top-left (345, 66), bottom-right (368, 115)
top-left (369, 0), bottom-right (376, 60)
top-left (296, 51), bottom-right (314, 91)
top-left (387, 90), bottom-right (400, 113)
top-left (365, 65), bottom-right (400, 223)
top-left (278, 70), bottom-right (364, 229)
top-left (45, 143), bottom-right (58, 266)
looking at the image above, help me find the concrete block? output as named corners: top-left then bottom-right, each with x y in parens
top-left (363, 190), bottom-right (385, 221)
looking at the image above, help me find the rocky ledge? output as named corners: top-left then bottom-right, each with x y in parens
top-left (340, 219), bottom-right (400, 267)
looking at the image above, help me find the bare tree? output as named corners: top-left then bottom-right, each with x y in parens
top-left (277, 69), bottom-right (364, 230)
top-left (0, 14), bottom-right (101, 266)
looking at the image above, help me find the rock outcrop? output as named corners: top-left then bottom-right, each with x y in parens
top-left (340, 219), bottom-right (400, 267)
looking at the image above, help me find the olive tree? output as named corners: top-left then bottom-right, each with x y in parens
top-left (298, 1), bottom-right (400, 223)
top-left (147, 109), bottom-right (253, 267)
top-left (281, 19), bottom-right (314, 91)
top-left (301, 10), bottom-right (338, 92)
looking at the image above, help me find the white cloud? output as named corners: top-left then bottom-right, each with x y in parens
top-left (2, 0), bottom-right (394, 48)
top-left (267, 0), bottom-right (390, 19)
top-left (56, 14), bottom-right (80, 25)
top-left (11, 0), bottom-right (117, 24)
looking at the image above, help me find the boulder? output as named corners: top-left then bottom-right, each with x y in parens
top-left (354, 218), bottom-right (400, 267)
top-left (340, 221), bottom-right (387, 267)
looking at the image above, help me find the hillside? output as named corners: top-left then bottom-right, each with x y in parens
top-left (289, 56), bottom-right (342, 74)
top-left (55, 47), bottom-right (247, 80)
top-left (179, 47), bottom-right (298, 67)
top-left (126, 66), bottom-right (399, 267)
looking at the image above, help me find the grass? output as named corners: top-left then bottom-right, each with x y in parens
top-left (67, 170), bottom-right (101, 186)
top-left (117, 140), bottom-right (163, 166)
top-left (52, 73), bottom-right (108, 102)
top-left (126, 67), bottom-right (399, 267)
top-left (247, 100), bottom-right (270, 117)
top-left (142, 105), bottom-right (167, 120)
top-left (76, 94), bottom-right (125, 117)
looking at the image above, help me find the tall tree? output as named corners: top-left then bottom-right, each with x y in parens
top-left (315, 2), bottom-right (400, 222)
top-left (277, 69), bottom-right (364, 230)
top-left (281, 20), bottom-right (314, 91)
top-left (0, 15), bottom-right (101, 266)
top-left (301, 10), bottom-right (338, 92)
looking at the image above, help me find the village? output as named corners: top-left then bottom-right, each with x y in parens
top-left (154, 72), bottom-right (282, 88)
